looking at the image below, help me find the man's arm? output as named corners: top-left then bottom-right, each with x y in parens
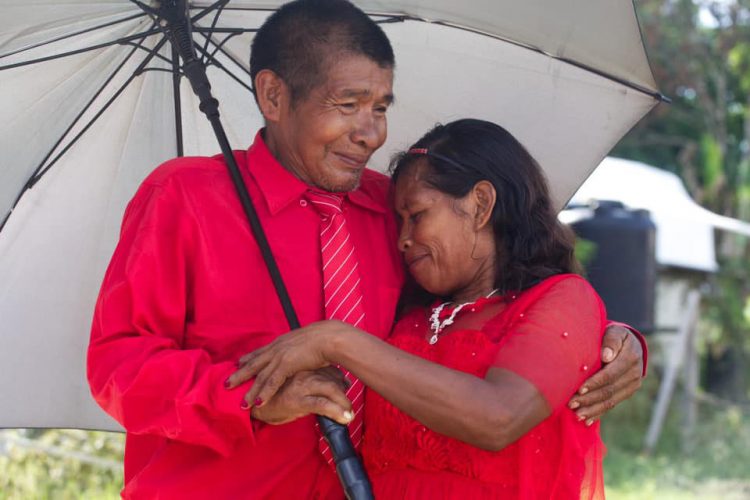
top-left (568, 323), bottom-right (647, 424)
top-left (87, 179), bottom-right (257, 456)
top-left (87, 176), bottom-right (348, 455)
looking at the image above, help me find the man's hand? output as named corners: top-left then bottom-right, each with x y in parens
top-left (568, 325), bottom-right (643, 425)
top-left (249, 367), bottom-right (353, 426)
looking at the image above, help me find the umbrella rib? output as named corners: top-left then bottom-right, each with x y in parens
top-left (0, 12), bottom-right (148, 61)
top-left (200, 0), bottom-right (230, 65)
top-left (207, 33), bottom-right (237, 62)
top-left (193, 27), bottom-right (259, 34)
top-left (190, 0), bottom-right (233, 23)
top-left (3, 42), bottom-right (146, 216)
top-left (0, 28), bottom-right (161, 72)
top-left (193, 42), bottom-right (253, 93)
top-left (128, 0), bottom-right (159, 17)
top-left (198, 33), bottom-right (252, 80)
top-left (0, 35), bottom-right (171, 235)
top-left (0, 33), bottom-right (166, 235)
top-left (371, 15), bottom-right (668, 103)
top-left (27, 36), bottom-right (171, 188)
top-left (121, 41), bottom-right (174, 66)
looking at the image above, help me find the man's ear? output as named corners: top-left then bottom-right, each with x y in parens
top-left (472, 180), bottom-right (497, 230)
top-left (254, 69), bottom-right (288, 122)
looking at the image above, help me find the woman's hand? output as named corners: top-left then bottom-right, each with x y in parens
top-left (568, 324), bottom-right (644, 424)
top-left (226, 320), bottom-right (354, 408)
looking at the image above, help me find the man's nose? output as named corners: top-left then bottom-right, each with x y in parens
top-left (351, 112), bottom-right (384, 150)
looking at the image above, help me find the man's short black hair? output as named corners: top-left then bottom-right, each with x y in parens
top-left (250, 0), bottom-right (395, 104)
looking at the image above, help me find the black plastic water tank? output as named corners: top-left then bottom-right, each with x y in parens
top-left (571, 200), bottom-right (656, 334)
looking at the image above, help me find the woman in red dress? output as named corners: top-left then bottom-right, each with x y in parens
top-left (237, 119), bottom-right (606, 499)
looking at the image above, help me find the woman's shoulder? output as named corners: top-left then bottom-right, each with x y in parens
top-left (519, 273), bottom-right (601, 305)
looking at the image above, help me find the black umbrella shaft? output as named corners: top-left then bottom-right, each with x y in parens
top-left (159, 2), bottom-right (373, 498)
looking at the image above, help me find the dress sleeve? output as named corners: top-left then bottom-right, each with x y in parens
top-left (87, 174), bottom-right (255, 456)
top-left (491, 276), bottom-right (606, 410)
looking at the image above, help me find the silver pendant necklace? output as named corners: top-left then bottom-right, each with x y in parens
top-left (428, 289), bottom-right (499, 344)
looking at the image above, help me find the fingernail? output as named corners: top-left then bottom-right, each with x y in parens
top-left (224, 378), bottom-right (231, 389)
top-left (586, 419), bottom-right (594, 427)
top-left (253, 397), bottom-right (263, 407)
top-left (603, 347), bottom-right (614, 362)
top-left (577, 414), bottom-right (586, 422)
top-left (240, 400), bottom-right (250, 410)
top-left (569, 401), bottom-right (580, 410)
top-left (342, 411), bottom-right (354, 423)
top-left (579, 387), bottom-right (589, 395)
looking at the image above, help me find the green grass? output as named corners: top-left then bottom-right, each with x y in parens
top-left (602, 372), bottom-right (750, 499)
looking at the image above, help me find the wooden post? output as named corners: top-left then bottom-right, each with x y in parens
top-left (643, 289), bottom-right (701, 454)
top-left (681, 306), bottom-right (699, 452)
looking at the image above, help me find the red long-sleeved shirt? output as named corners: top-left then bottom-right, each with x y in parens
top-left (88, 131), bottom-right (405, 499)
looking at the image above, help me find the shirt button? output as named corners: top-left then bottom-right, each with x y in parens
top-left (562, 331), bottom-right (569, 338)
top-left (299, 199), bottom-right (307, 207)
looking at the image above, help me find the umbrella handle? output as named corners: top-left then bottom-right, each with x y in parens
top-left (319, 416), bottom-right (375, 500)
top-left (158, 2), bottom-right (374, 498)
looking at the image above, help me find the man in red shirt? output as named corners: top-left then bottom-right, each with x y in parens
top-left (88, 0), bottom-right (645, 498)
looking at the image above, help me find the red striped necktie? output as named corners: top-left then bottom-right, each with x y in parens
top-left (306, 190), bottom-right (366, 464)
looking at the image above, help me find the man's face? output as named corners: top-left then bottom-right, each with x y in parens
top-left (272, 54), bottom-right (394, 192)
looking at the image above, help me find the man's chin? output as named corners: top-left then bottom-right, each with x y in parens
top-left (315, 171), bottom-right (363, 193)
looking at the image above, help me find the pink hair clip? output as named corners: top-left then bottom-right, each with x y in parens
top-left (408, 148), bottom-right (428, 155)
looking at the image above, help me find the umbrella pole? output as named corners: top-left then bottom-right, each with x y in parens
top-left (158, 2), bottom-right (373, 498)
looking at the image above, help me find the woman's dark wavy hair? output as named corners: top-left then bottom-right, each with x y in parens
top-left (390, 118), bottom-right (579, 306)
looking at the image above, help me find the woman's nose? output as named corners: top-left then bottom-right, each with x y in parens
top-left (398, 227), bottom-right (412, 252)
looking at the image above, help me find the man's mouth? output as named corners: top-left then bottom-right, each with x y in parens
top-left (334, 152), bottom-right (369, 169)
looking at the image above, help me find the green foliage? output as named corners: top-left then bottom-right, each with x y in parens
top-left (619, 0), bottom-right (750, 402)
top-left (699, 133), bottom-right (723, 193)
top-left (0, 430), bottom-right (123, 499)
top-left (574, 237), bottom-right (597, 272)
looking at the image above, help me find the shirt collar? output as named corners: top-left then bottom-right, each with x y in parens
top-left (245, 130), bottom-right (387, 216)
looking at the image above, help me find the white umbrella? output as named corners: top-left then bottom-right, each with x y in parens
top-left (0, 0), bottom-right (662, 431)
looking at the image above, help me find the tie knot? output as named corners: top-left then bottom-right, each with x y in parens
top-left (306, 191), bottom-right (344, 219)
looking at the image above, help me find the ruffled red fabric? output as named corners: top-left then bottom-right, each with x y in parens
top-left (362, 274), bottom-right (606, 499)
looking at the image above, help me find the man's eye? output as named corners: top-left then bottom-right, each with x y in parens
top-left (339, 102), bottom-right (357, 110)
top-left (374, 105), bottom-right (388, 115)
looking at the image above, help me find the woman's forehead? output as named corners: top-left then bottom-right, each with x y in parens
top-left (394, 164), bottom-right (443, 207)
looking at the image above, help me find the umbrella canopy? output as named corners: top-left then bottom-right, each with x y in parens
top-left (0, 0), bottom-right (662, 431)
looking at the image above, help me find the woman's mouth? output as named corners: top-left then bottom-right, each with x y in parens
top-left (407, 254), bottom-right (428, 269)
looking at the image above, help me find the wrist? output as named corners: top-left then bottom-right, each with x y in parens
top-left (324, 320), bottom-right (355, 365)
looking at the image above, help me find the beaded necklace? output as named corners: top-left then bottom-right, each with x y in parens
top-left (428, 289), bottom-right (500, 344)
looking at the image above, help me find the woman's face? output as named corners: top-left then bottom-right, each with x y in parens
top-left (393, 160), bottom-right (496, 301)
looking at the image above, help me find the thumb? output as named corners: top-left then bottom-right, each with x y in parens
top-left (601, 325), bottom-right (628, 364)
